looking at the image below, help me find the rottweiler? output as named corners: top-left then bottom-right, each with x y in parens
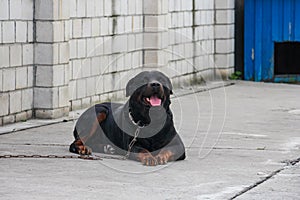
top-left (69, 71), bottom-right (186, 166)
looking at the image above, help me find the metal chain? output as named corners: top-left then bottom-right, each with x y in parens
top-left (0, 127), bottom-right (143, 161)
top-left (0, 154), bottom-right (102, 160)
top-left (123, 126), bottom-right (142, 159)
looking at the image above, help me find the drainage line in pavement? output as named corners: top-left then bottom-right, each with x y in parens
top-left (186, 146), bottom-right (288, 152)
top-left (229, 157), bottom-right (300, 199)
top-left (211, 147), bottom-right (288, 152)
top-left (1, 143), bottom-right (69, 147)
top-left (171, 82), bottom-right (235, 99)
top-left (0, 119), bottom-right (70, 136)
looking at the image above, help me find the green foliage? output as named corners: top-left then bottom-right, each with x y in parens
top-left (229, 71), bottom-right (242, 80)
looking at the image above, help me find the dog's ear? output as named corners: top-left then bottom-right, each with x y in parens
top-left (125, 77), bottom-right (136, 97)
top-left (164, 77), bottom-right (173, 95)
top-left (126, 71), bottom-right (147, 97)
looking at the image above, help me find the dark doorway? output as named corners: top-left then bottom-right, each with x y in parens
top-left (234, 0), bottom-right (244, 76)
top-left (275, 42), bottom-right (300, 75)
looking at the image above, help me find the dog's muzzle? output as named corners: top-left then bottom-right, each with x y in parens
top-left (143, 81), bottom-right (164, 107)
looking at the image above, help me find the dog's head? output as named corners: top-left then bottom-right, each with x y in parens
top-left (126, 71), bottom-right (173, 126)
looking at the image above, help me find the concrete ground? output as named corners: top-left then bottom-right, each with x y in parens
top-left (0, 81), bottom-right (300, 200)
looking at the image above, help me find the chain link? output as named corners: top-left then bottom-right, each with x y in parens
top-left (0, 127), bottom-right (143, 161)
top-left (0, 154), bottom-right (102, 160)
top-left (124, 126), bottom-right (142, 159)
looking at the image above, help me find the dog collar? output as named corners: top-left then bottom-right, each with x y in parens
top-left (128, 112), bottom-right (144, 128)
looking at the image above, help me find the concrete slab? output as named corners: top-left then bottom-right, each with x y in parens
top-left (0, 81), bottom-right (300, 199)
top-left (236, 162), bottom-right (300, 200)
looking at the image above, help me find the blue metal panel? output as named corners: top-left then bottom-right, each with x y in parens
top-left (283, 0), bottom-right (293, 41)
top-left (261, 0), bottom-right (274, 80)
top-left (244, 0), bottom-right (255, 80)
top-left (294, 0), bottom-right (300, 40)
top-left (254, 0), bottom-right (263, 81)
top-left (244, 0), bottom-right (300, 82)
top-left (272, 0), bottom-right (283, 41)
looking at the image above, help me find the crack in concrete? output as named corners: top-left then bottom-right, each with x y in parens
top-left (0, 143), bottom-right (69, 147)
top-left (212, 147), bottom-right (288, 152)
top-left (186, 146), bottom-right (288, 152)
top-left (0, 120), bottom-right (70, 135)
top-left (229, 157), bottom-right (300, 199)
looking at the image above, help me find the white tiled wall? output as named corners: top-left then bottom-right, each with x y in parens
top-left (68, 0), bottom-right (145, 111)
top-left (214, 0), bottom-right (235, 76)
top-left (0, 0), bottom-right (235, 125)
top-left (0, 0), bottom-right (34, 125)
top-left (167, 0), bottom-right (234, 85)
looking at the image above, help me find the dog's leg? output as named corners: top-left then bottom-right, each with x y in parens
top-left (155, 135), bottom-right (186, 165)
top-left (155, 149), bottom-right (175, 165)
top-left (69, 112), bottom-right (107, 155)
top-left (69, 137), bottom-right (92, 155)
top-left (136, 149), bottom-right (158, 166)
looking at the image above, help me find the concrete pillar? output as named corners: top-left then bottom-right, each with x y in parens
top-left (143, 0), bottom-right (169, 68)
top-left (34, 0), bottom-right (70, 118)
top-left (214, 0), bottom-right (235, 79)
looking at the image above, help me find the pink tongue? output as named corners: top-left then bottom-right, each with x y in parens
top-left (150, 96), bottom-right (161, 106)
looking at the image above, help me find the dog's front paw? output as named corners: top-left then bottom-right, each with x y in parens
top-left (69, 140), bottom-right (92, 155)
top-left (155, 150), bottom-right (174, 165)
top-left (137, 152), bottom-right (158, 166)
top-left (78, 145), bottom-right (92, 155)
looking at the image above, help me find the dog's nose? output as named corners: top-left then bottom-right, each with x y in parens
top-left (150, 82), bottom-right (161, 90)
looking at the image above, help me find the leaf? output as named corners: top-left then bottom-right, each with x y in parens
top-left (235, 71), bottom-right (242, 76)
top-left (256, 147), bottom-right (266, 150)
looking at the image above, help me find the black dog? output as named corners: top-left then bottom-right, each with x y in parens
top-left (69, 71), bottom-right (186, 166)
